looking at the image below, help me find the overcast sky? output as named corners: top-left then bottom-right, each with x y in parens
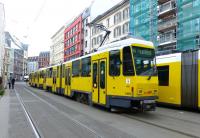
top-left (0, 0), bottom-right (122, 56)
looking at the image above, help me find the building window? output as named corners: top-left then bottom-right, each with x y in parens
top-left (109, 50), bottom-right (120, 76)
top-left (157, 66), bottom-right (169, 86)
top-left (85, 41), bottom-right (87, 48)
top-left (123, 22), bottom-right (129, 34)
top-left (92, 38), bottom-right (96, 46)
top-left (106, 18), bottom-right (110, 27)
top-left (114, 26), bottom-right (121, 38)
top-left (73, 27), bottom-right (76, 34)
top-left (114, 12), bottom-right (122, 24)
top-left (85, 29), bottom-right (88, 37)
top-left (96, 35), bottom-right (103, 45)
top-left (123, 7), bottom-right (129, 20)
top-left (73, 35), bottom-right (76, 42)
top-left (85, 18), bottom-right (88, 25)
top-left (92, 28), bottom-right (95, 35)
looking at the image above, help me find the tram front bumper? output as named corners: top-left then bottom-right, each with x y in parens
top-left (108, 96), bottom-right (157, 111)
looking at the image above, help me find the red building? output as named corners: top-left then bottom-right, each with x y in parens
top-left (64, 15), bottom-right (83, 61)
top-left (38, 51), bottom-right (50, 68)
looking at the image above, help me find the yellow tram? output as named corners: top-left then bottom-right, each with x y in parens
top-left (29, 38), bottom-right (158, 111)
top-left (157, 50), bottom-right (200, 110)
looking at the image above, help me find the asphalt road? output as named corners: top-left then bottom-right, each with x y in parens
top-left (4, 82), bottom-right (200, 138)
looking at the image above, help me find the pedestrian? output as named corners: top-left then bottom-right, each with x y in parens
top-left (8, 78), bottom-right (11, 89)
top-left (11, 78), bottom-right (15, 89)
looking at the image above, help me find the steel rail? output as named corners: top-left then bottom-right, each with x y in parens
top-left (24, 87), bottom-right (103, 138)
top-left (14, 89), bottom-right (41, 138)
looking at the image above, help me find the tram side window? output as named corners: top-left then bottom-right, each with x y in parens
top-left (49, 68), bottom-right (53, 78)
top-left (62, 65), bottom-right (65, 78)
top-left (123, 46), bottom-right (135, 76)
top-left (109, 50), bottom-right (120, 76)
top-left (72, 60), bottom-right (80, 77)
top-left (40, 71), bottom-right (45, 78)
top-left (81, 57), bottom-right (91, 77)
top-left (157, 66), bottom-right (169, 86)
top-left (57, 66), bottom-right (59, 77)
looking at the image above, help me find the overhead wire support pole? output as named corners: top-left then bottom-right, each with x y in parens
top-left (87, 23), bottom-right (111, 52)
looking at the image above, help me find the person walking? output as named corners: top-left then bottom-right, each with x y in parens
top-left (8, 78), bottom-right (11, 89)
top-left (11, 78), bottom-right (15, 89)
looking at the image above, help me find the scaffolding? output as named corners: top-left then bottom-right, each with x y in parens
top-left (130, 0), bottom-right (158, 46)
top-left (177, 0), bottom-right (200, 51)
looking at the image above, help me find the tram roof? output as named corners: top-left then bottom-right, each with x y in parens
top-left (44, 38), bottom-right (155, 68)
top-left (98, 37), bottom-right (154, 51)
top-left (156, 53), bottom-right (182, 64)
top-left (156, 50), bottom-right (200, 64)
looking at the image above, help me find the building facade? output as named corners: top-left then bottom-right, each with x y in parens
top-left (90, 0), bottom-right (130, 51)
top-left (157, 0), bottom-right (177, 53)
top-left (64, 15), bottom-right (83, 61)
top-left (4, 32), bottom-right (14, 80)
top-left (130, 0), bottom-right (200, 54)
top-left (38, 51), bottom-right (50, 68)
top-left (3, 32), bottom-right (28, 81)
top-left (130, 0), bottom-right (157, 47)
top-left (22, 44), bottom-right (28, 76)
top-left (50, 26), bottom-right (65, 65)
top-left (27, 56), bottom-right (38, 74)
top-left (82, 7), bottom-right (91, 55)
top-left (176, 0), bottom-right (200, 51)
top-left (4, 32), bottom-right (11, 83)
top-left (0, 3), bottom-right (5, 82)
top-left (14, 49), bottom-right (24, 80)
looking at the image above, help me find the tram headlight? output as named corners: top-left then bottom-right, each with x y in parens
top-left (153, 90), bottom-right (158, 95)
top-left (137, 89), bottom-right (143, 95)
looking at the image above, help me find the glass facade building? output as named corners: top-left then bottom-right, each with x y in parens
top-left (130, 0), bottom-right (158, 46)
top-left (177, 0), bottom-right (200, 51)
top-left (130, 0), bottom-right (200, 54)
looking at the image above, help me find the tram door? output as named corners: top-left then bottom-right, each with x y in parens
top-left (52, 70), bottom-right (57, 92)
top-left (59, 65), bottom-right (63, 94)
top-left (65, 67), bottom-right (71, 96)
top-left (43, 71), bottom-right (46, 89)
top-left (37, 72), bottom-right (39, 87)
top-left (92, 59), bottom-right (107, 105)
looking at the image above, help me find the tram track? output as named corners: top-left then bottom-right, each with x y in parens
top-left (24, 85), bottom-right (200, 138)
top-left (122, 113), bottom-right (200, 138)
top-left (14, 89), bottom-right (41, 138)
top-left (155, 111), bottom-right (200, 126)
top-left (23, 86), bottom-right (103, 138)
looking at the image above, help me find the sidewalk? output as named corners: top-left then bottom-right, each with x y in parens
top-left (0, 88), bottom-right (35, 138)
top-left (0, 89), bottom-right (9, 138)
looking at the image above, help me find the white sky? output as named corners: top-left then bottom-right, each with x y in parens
top-left (0, 0), bottom-right (122, 57)
top-left (0, 0), bottom-right (94, 56)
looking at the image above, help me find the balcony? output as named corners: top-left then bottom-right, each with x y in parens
top-left (158, 17), bottom-right (177, 32)
top-left (158, 0), bottom-right (170, 4)
top-left (158, 1), bottom-right (176, 18)
top-left (159, 32), bottom-right (176, 46)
